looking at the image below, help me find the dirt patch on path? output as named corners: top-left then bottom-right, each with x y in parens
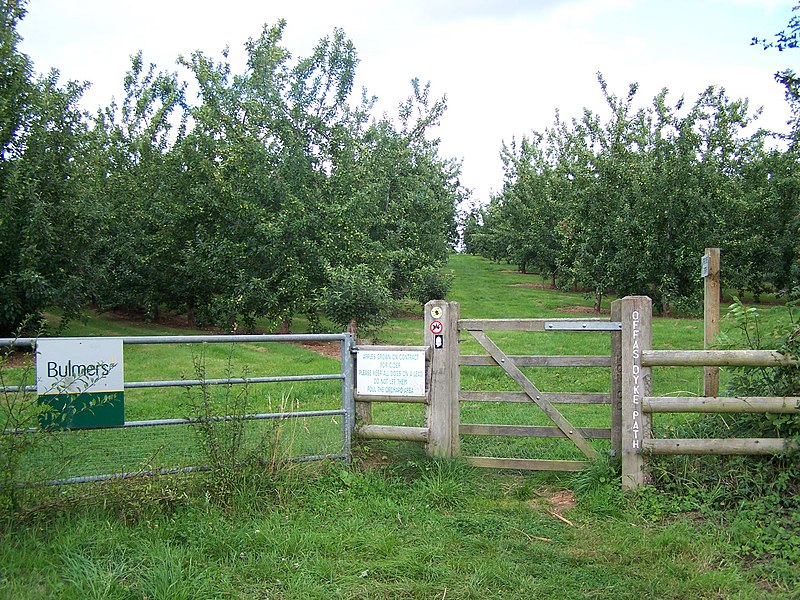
top-left (298, 341), bottom-right (342, 360)
top-left (526, 487), bottom-right (577, 513)
top-left (1, 349), bottom-right (34, 368)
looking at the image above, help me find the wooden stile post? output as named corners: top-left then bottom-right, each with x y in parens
top-left (355, 388), bottom-right (373, 427)
top-left (620, 296), bottom-right (652, 489)
top-left (610, 299), bottom-right (623, 459)
top-left (703, 248), bottom-right (721, 397)
top-left (424, 300), bottom-right (460, 458)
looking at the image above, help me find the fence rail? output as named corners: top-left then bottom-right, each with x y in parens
top-left (642, 349), bottom-right (795, 367)
top-left (619, 295), bottom-right (798, 489)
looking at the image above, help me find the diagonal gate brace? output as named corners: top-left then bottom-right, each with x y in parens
top-left (469, 331), bottom-right (599, 460)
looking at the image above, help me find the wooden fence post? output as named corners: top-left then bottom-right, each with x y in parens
top-left (355, 388), bottom-right (373, 427)
top-left (703, 248), bottom-right (721, 397)
top-left (424, 300), bottom-right (460, 458)
top-left (610, 299), bottom-right (623, 459)
top-left (620, 296), bottom-right (652, 489)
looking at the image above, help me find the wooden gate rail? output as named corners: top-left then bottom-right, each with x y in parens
top-left (455, 315), bottom-right (622, 471)
top-left (460, 318), bottom-right (618, 332)
top-left (460, 424), bottom-right (611, 439)
top-left (461, 355), bottom-right (612, 367)
top-left (644, 396), bottom-right (800, 413)
top-left (460, 391), bottom-right (610, 404)
top-left (356, 424), bottom-right (429, 443)
top-left (643, 438), bottom-right (793, 455)
top-left (641, 349), bottom-right (793, 367)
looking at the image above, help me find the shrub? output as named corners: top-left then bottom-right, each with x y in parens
top-left (321, 264), bottom-right (394, 337)
top-left (409, 265), bottom-right (453, 305)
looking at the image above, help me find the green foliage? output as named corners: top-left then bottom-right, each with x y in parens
top-left (468, 73), bottom-right (798, 315)
top-left (321, 264), bottom-right (394, 336)
top-left (642, 300), bottom-right (800, 590)
top-left (0, 10), bottom-right (465, 335)
top-left (0, 0), bottom-right (94, 335)
top-left (408, 264), bottom-right (453, 305)
top-left (0, 462), bottom-right (775, 598)
top-left (183, 345), bottom-right (286, 506)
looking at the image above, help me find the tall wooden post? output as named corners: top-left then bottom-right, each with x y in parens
top-left (424, 300), bottom-right (460, 458)
top-left (620, 296), bottom-right (652, 489)
top-left (703, 248), bottom-right (721, 397)
top-left (610, 299), bottom-right (623, 459)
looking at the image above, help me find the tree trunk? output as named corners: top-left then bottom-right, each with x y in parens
top-left (594, 292), bottom-right (603, 313)
top-left (348, 318), bottom-right (359, 343)
top-left (278, 318), bottom-right (291, 334)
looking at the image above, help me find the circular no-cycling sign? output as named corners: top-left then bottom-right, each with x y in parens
top-left (430, 321), bottom-right (444, 334)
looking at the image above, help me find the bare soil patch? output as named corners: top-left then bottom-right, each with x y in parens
top-left (298, 341), bottom-right (341, 360)
top-left (1, 349), bottom-right (34, 368)
top-left (525, 487), bottom-right (577, 512)
top-left (107, 308), bottom-right (225, 334)
top-left (546, 489), bottom-right (577, 511)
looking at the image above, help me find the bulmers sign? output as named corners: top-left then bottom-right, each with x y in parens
top-left (36, 338), bottom-right (124, 429)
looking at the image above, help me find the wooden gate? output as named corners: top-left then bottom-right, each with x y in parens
top-left (423, 301), bottom-right (623, 471)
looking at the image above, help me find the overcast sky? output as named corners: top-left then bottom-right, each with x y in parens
top-left (17, 0), bottom-right (799, 203)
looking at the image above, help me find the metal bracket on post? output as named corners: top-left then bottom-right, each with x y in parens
top-left (544, 321), bottom-right (622, 331)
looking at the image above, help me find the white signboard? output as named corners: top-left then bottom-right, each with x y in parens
top-left (356, 350), bottom-right (426, 397)
top-left (701, 254), bottom-right (710, 278)
top-left (37, 337), bottom-right (124, 395)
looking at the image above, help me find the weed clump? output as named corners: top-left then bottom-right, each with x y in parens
top-left (642, 300), bottom-right (800, 591)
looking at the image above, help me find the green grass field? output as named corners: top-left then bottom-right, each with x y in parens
top-left (1, 254), bottom-right (797, 598)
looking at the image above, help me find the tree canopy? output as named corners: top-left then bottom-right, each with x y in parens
top-left (465, 73), bottom-right (799, 314)
top-left (0, 4), bottom-right (462, 335)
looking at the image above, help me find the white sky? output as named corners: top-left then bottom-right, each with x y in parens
top-left (17, 0), bottom-right (799, 203)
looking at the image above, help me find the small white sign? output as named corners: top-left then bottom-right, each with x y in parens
top-left (701, 254), bottom-right (710, 278)
top-left (356, 350), bottom-right (425, 397)
top-left (37, 338), bottom-right (124, 395)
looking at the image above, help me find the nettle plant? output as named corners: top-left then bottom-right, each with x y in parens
top-left (722, 298), bottom-right (800, 440)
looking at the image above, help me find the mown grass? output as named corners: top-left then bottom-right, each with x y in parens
top-left (1, 253), bottom-right (797, 597)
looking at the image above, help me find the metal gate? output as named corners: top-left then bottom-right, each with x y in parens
top-left (0, 333), bottom-right (355, 486)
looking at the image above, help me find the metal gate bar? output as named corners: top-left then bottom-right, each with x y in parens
top-left (1, 333), bottom-right (356, 483)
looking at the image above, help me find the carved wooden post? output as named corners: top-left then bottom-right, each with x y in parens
top-left (610, 299), bottom-right (623, 459)
top-left (620, 296), bottom-right (652, 489)
top-left (424, 300), bottom-right (460, 458)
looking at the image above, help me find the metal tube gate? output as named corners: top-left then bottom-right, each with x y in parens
top-left (1, 333), bottom-right (356, 486)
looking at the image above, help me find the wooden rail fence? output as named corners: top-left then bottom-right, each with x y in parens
top-left (619, 295), bottom-right (799, 489)
top-left (355, 297), bottom-right (798, 490)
